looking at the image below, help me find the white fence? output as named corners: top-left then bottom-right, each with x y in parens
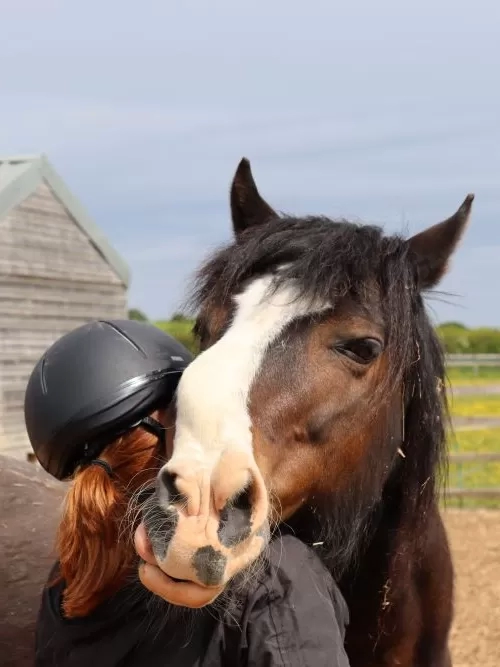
top-left (446, 354), bottom-right (500, 367)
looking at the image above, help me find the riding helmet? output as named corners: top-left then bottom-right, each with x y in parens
top-left (24, 319), bottom-right (194, 481)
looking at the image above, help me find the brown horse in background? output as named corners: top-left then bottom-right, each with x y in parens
top-left (138, 158), bottom-right (473, 666)
top-left (0, 455), bottom-right (66, 667)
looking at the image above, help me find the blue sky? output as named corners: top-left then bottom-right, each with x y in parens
top-left (1, 1), bottom-right (499, 326)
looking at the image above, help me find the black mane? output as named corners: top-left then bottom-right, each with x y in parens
top-left (188, 215), bottom-right (449, 575)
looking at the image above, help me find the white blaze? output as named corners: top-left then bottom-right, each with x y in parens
top-left (170, 274), bottom-right (330, 469)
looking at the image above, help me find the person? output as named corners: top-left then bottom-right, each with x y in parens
top-left (26, 319), bottom-right (350, 667)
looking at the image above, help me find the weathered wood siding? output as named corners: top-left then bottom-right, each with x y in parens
top-left (0, 181), bottom-right (127, 459)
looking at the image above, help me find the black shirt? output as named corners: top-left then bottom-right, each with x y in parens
top-left (35, 534), bottom-right (350, 667)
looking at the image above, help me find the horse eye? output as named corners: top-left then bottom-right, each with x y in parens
top-left (335, 338), bottom-right (383, 365)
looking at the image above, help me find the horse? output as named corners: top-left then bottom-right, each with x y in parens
top-left (137, 158), bottom-right (473, 667)
top-left (0, 454), bottom-right (66, 667)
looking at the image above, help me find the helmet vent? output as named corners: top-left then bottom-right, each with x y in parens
top-left (40, 357), bottom-right (48, 395)
top-left (99, 321), bottom-right (147, 358)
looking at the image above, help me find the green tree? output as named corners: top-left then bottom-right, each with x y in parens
top-left (440, 321), bottom-right (468, 330)
top-left (128, 308), bottom-right (148, 322)
top-left (436, 324), bottom-right (500, 353)
top-left (170, 312), bottom-right (190, 322)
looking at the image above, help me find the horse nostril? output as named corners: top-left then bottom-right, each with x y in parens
top-left (233, 487), bottom-right (252, 512)
top-left (217, 486), bottom-right (253, 548)
top-left (159, 469), bottom-right (184, 505)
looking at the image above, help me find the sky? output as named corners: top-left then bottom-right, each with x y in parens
top-left (1, 0), bottom-right (499, 326)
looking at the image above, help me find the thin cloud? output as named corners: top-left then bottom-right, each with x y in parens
top-left (1, 0), bottom-right (498, 324)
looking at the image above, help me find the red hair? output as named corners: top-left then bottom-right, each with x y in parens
top-left (54, 425), bottom-right (163, 617)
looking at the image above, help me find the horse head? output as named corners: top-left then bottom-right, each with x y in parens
top-left (139, 158), bottom-right (473, 608)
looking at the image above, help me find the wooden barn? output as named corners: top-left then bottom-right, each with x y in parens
top-left (0, 154), bottom-right (129, 460)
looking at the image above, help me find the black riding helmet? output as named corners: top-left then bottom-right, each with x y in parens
top-left (24, 319), bottom-right (193, 481)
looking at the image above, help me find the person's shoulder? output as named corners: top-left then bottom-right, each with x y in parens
top-left (263, 533), bottom-right (350, 628)
top-left (266, 533), bottom-right (330, 579)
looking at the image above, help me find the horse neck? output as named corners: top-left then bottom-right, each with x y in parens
top-left (339, 470), bottom-right (432, 600)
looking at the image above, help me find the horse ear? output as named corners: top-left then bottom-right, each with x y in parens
top-left (407, 194), bottom-right (474, 290)
top-left (230, 158), bottom-right (278, 238)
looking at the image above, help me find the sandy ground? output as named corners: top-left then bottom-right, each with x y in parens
top-left (445, 509), bottom-right (500, 667)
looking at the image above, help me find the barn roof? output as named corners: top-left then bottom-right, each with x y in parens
top-left (0, 154), bottom-right (130, 286)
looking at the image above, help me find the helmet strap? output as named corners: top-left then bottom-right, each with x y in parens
top-left (139, 415), bottom-right (167, 449)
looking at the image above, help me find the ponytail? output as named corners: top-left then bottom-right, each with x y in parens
top-left (55, 427), bottom-right (161, 617)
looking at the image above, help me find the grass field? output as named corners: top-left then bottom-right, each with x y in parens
top-left (447, 385), bottom-right (500, 508)
top-left (450, 394), bottom-right (500, 418)
top-left (446, 428), bottom-right (500, 509)
top-left (155, 319), bottom-right (198, 354)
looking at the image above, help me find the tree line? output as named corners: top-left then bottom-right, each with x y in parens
top-left (129, 310), bottom-right (500, 355)
top-left (437, 322), bottom-right (500, 354)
